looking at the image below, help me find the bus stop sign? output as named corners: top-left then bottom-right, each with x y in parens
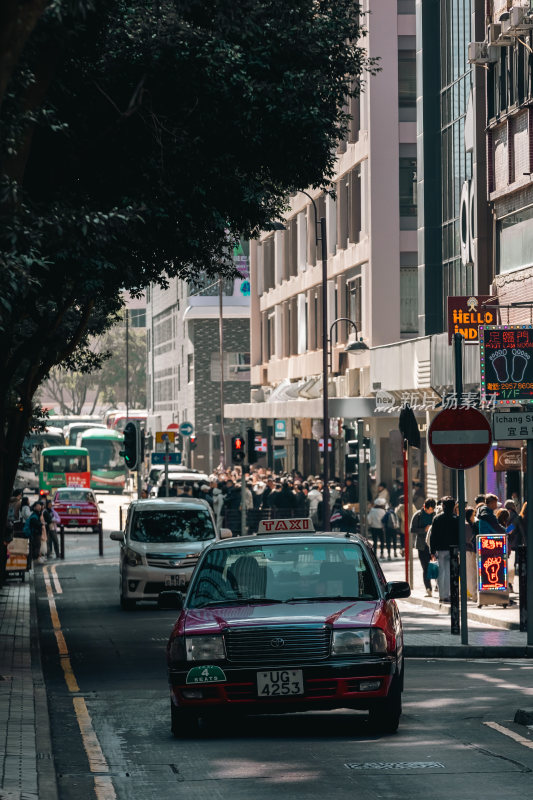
top-left (428, 407), bottom-right (492, 470)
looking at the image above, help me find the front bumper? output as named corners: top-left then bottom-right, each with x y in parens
top-left (122, 565), bottom-right (195, 599)
top-left (168, 658), bottom-right (397, 713)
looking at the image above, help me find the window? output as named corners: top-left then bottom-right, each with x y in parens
top-left (128, 308), bottom-right (146, 328)
top-left (346, 276), bottom-right (362, 332)
top-left (187, 353), bottom-right (194, 383)
top-left (210, 353), bottom-right (251, 381)
top-left (400, 268), bottom-right (419, 334)
top-left (398, 50), bottom-right (416, 108)
top-left (399, 158), bottom-right (417, 217)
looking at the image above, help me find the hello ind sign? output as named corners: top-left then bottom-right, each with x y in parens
top-left (447, 296), bottom-right (498, 344)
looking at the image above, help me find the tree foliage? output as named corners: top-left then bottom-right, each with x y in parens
top-left (0, 0), bottom-right (375, 521)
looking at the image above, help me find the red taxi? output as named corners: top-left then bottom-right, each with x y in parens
top-left (164, 519), bottom-right (410, 737)
top-left (53, 488), bottom-right (102, 533)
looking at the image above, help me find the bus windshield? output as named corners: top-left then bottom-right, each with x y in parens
top-left (83, 439), bottom-right (122, 470)
top-left (42, 454), bottom-right (88, 473)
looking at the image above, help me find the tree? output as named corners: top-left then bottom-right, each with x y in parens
top-left (0, 1), bottom-right (376, 525)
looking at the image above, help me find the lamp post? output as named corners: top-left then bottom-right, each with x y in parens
top-left (300, 191), bottom-right (330, 529)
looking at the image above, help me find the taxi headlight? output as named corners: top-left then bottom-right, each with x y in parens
top-left (125, 547), bottom-right (143, 567)
top-left (185, 636), bottom-right (225, 662)
top-left (332, 628), bottom-right (387, 656)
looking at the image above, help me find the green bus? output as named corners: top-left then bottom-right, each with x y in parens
top-left (39, 446), bottom-right (91, 494)
top-left (79, 428), bottom-right (126, 493)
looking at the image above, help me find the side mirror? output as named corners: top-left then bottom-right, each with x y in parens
top-left (385, 581), bottom-right (411, 600)
top-left (220, 528), bottom-right (233, 539)
top-left (158, 590), bottom-right (184, 610)
top-left (109, 531), bottom-right (124, 542)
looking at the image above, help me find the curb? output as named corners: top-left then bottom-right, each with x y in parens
top-left (403, 594), bottom-right (520, 631)
top-left (406, 644), bottom-right (533, 658)
top-left (29, 571), bottom-right (59, 800)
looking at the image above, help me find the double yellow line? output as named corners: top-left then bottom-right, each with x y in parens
top-left (43, 566), bottom-right (117, 800)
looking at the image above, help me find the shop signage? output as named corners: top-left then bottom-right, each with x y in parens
top-left (274, 419), bottom-right (287, 439)
top-left (480, 325), bottom-right (533, 406)
top-left (493, 448), bottom-right (525, 472)
top-left (447, 296), bottom-right (496, 344)
top-left (492, 411), bottom-right (533, 440)
top-left (477, 534), bottom-right (508, 594)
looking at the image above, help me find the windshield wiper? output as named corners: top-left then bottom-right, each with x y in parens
top-left (285, 595), bottom-right (365, 603)
top-left (196, 597), bottom-right (284, 608)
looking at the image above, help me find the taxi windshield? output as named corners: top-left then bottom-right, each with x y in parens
top-left (188, 541), bottom-right (378, 608)
top-left (131, 509), bottom-right (215, 544)
top-left (55, 490), bottom-right (95, 503)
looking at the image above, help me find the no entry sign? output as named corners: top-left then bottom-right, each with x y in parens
top-left (428, 408), bottom-right (492, 469)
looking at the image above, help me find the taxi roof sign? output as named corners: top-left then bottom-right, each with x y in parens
top-left (257, 518), bottom-right (315, 534)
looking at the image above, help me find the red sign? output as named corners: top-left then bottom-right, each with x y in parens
top-left (428, 408), bottom-right (492, 469)
top-left (65, 471), bottom-right (91, 488)
top-left (447, 296), bottom-right (497, 344)
top-left (318, 438), bottom-right (333, 453)
top-left (167, 423), bottom-right (180, 430)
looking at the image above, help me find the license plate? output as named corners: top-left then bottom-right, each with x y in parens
top-left (257, 669), bottom-right (304, 697)
top-left (68, 508), bottom-right (80, 515)
top-left (164, 575), bottom-right (182, 587)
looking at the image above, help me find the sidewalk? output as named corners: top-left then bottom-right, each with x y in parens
top-left (0, 574), bottom-right (57, 800)
top-left (382, 553), bottom-right (532, 657)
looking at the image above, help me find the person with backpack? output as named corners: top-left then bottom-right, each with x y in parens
top-left (381, 506), bottom-right (400, 560)
top-left (44, 499), bottom-right (60, 559)
top-left (27, 501), bottom-right (44, 563)
top-left (410, 498), bottom-right (436, 596)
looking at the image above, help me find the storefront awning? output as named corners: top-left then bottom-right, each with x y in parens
top-left (224, 396), bottom-right (376, 420)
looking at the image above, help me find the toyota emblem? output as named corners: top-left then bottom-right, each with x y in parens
top-left (270, 637), bottom-right (285, 648)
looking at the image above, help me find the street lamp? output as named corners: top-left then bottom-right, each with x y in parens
top-left (328, 317), bottom-right (367, 372)
top-left (300, 190), bottom-right (330, 529)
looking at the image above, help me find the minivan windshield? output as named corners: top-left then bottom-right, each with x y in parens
top-left (131, 509), bottom-right (215, 544)
top-left (188, 542), bottom-right (378, 608)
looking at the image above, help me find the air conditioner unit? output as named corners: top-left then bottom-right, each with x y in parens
top-left (468, 41), bottom-right (498, 64)
top-left (487, 22), bottom-right (513, 46)
top-left (250, 388), bottom-right (264, 403)
top-left (506, 6), bottom-right (533, 35)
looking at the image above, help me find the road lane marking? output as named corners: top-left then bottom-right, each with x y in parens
top-left (484, 721), bottom-right (533, 750)
top-left (51, 564), bottom-right (62, 593)
top-left (43, 566), bottom-right (116, 798)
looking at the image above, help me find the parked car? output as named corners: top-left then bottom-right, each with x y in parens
top-left (110, 498), bottom-right (231, 610)
top-left (53, 488), bottom-right (102, 533)
top-left (164, 523), bottom-right (410, 737)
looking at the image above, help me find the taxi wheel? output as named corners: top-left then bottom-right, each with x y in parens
top-left (170, 702), bottom-right (200, 738)
top-left (120, 595), bottom-right (137, 611)
top-left (367, 675), bottom-right (402, 735)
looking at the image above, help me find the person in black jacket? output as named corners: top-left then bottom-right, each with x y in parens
top-left (429, 496), bottom-right (459, 603)
top-left (410, 498), bottom-right (436, 596)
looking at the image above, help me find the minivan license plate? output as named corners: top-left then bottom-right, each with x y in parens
top-left (257, 669), bottom-right (303, 697)
top-left (164, 575), bottom-right (181, 587)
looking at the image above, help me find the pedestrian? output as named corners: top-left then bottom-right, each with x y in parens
top-left (307, 483), bottom-right (323, 527)
top-left (212, 487), bottom-right (224, 531)
top-left (341, 477), bottom-right (358, 506)
top-left (293, 484), bottom-right (309, 514)
top-left (412, 482), bottom-right (425, 510)
top-left (381, 505), bottom-right (400, 560)
top-left (429, 496), bottom-right (459, 603)
top-left (376, 482), bottom-right (390, 506)
top-left (476, 494), bottom-right (506, 535)
top-left (368, 498), bottom-right (387, 557)
top-left (410, 498), bottom-right (436, 596)
top-left (44, 499), bottom-right (60, 558)
top-left (29, 501), bottom-right (44, 564)
top-left (464, 507), bottom-right (478, 601)
top-left (20, 496), bottom-right (31, 523)
top-left (474, 494), bottom-right (486, 510)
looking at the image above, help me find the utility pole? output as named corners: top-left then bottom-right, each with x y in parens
top-left (164, 438), bottom-right (169, 498)
top-left (125, 308), bottom-right (129, 422)
top-left (240, 423), bottom-right (247, 536)
top-left (320, 216), bottom-right (330, 530)
top-left (219, 279), bottom-right (226, 468)
top-left (453, 333), bottom-right (468, 646)
top-left (208, 423), bottom-right (214, 474)
top-left (357, 419), bottom-right (367, 539)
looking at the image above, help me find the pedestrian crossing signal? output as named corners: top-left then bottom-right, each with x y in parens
top-left (231, 435), bottom-right (244, 464)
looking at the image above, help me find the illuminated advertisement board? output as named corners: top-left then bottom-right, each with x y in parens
top-left (447, 296), bottom-right (496, 344)
top-left (477, 534), bottom-right (508, 594)
top-left (479, 325), bottom-right (533, 406)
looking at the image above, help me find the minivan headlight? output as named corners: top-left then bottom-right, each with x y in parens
top-left (185, 636), bottom-right (225, 661)
top-left (125, 547), bottom-right (143, 567)
top-left (332, 628), bottom-right (387, 656)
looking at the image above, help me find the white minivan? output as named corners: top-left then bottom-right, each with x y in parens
top-left (110, 498), bottom-right (231, 610)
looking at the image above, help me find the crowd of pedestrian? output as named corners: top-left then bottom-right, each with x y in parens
top-left (410, 491), bottom-right (527, 604)
top-left (1, 491), bottom-right (62, 586)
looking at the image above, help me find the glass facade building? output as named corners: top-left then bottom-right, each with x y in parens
top-left (440, 0), bottom-right (474, 301)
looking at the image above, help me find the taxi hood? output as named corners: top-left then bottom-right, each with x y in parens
top-left (178, 599), bottom-right (381, 636)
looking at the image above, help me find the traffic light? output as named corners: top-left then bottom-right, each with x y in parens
top-left (231, 435), bottom-right (244, 464)
top-left (189, 434), bottom-right (197, 450)
top-left (120, 421), bottom-right (138, 471)
top-left (246, 428), bottom-right (256, 464)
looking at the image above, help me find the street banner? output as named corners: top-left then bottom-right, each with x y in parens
top-left (480, 325), bottom-right (533, 406)
top-left (447, 296), bottom-right (496, 344)
top-left (493, 448), bottom-right (525, 472)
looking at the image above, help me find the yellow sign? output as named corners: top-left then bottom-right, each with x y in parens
top-left (156, 431), bottom-right (176, 444)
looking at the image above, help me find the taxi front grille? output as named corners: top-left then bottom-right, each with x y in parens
top-left (224, 625), bottom-right (331, 664)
